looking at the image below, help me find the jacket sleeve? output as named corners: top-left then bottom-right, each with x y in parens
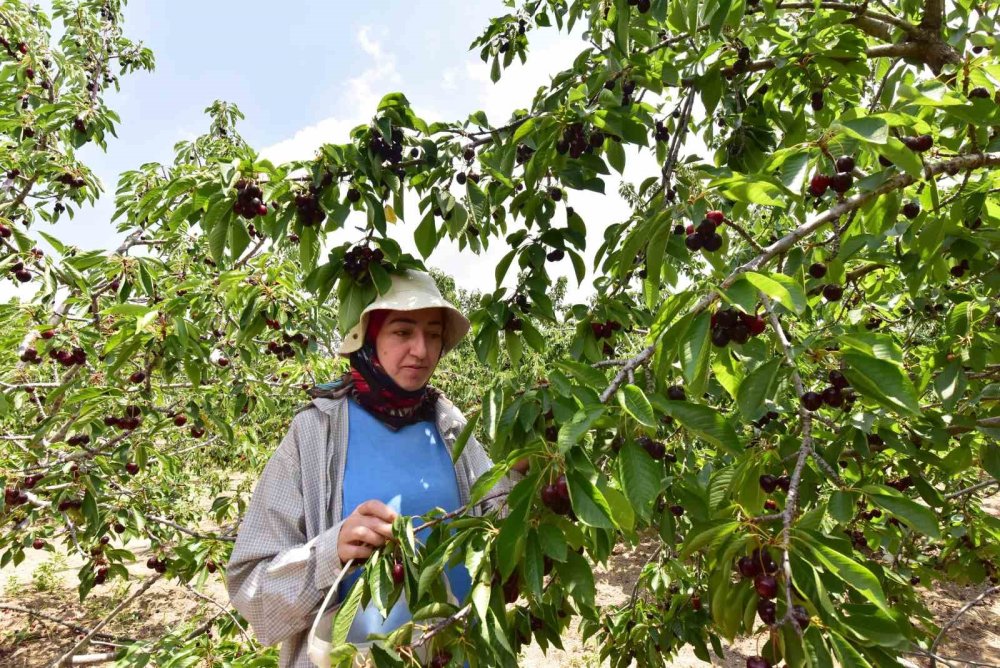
top-left (225, 414), bottom-right (347, 647)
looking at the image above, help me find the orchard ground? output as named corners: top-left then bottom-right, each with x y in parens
top-left (2, 484), bottom-right (998, 667)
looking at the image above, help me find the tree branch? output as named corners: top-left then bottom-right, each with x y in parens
top-left (944, 479), bottom-right (999, 500)
top-left (599, 152), bottom-right (1000, 403)
top-left (146, 514), bottom-right (236, 542)
top-left (181, 582), bottom-right (252, 646)
top-left (0, 605), bottom-right (136, 644)
top-left (771, 1), bottom-right (919, 35)
top-left (928, 585), bottom-right (1000, 668)
top-left (919, 0), bottom-right (945, 32)
top-left (761, 293), bottom-right (815, 634)
top-left (51, 573), bottom-right (163, 667)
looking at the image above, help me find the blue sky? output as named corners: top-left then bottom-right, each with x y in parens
top-left (14, 2), bottom-right (659, 304)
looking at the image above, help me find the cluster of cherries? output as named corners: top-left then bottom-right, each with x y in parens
top-left (710, 307), bottom-right (767, 347)
top-left (901, 134), bottom-right (934, 152)
top-left (146, 555), bottom-right (169, 574)
top-left (759, 474), bottom-right (791, 494)
top-left (626, 0), bottom-right (652, 13)
top-left (806, 262), bottom-right (845, 302)
top-left (293, 185), bottom-right (327, 227)
top-left (232, 180), bottom-right (267, 220)
top-left (556, 122), bottom-right (603, 159)
top-left (682, 210), bottom-right (726, 253)
top-left (637, 435), bottom-right (675, 462)
top-left (55, 172), bottom-right (87, 188)
top-left (368, 127), bottom-right (405, 165)
top-left (503, 312), bottom-right (524, 332)
top-left (950, 258), bottom-right (971, 278)
top-left (809, 155), bottom-right (855, 199)
top-left (515, 142), bottom-right (534, 165)
top-left (5, 486), bottom-right (30, 507)
top-left (736, 547), bottom-right (810, 629)
top-left (800, 370), bottom-right (852, 411)
top-left (54, 494), bottom-right (82, 513)
top-left (653, 118), bottom-right (670, 143)
top-left (343, 245), bottom-right (384, 281)
top-left (103, 404), bottom-right (143, 431)
top-left (590, 319), bottom-right (621, 339)
top-left (730, 45), bottom-right (754, 75)
top-left (540, 474), bottom-right (571, 515)
top-left (267, 331), bottom-right (307, 361)
top-left (7, 260), bottom-right (31, 283)
top-left (48, 345), bottom-right (87, 367)
top-left (752, 409), bottom-right (780, 429)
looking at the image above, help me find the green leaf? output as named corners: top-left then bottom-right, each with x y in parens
top-left (716, 177), bottom-right (788, 207)
top-left (679, 311), bottom-right (711, 397)
top-left (828, 490), bottom-right (856, 524)
top-left (601, 485), bottom-right (635, 532)
top-left (450, 410), bottom-right (480, 464)
top-left (207, 215), bottom-right (230, 265)
top-left (736, 358), bottom-right (782, 421)
top-left (337, 279), bottom-right (377, 336)
top-left (649, 394), bottom-right (741, 454)
top-left (618, 441), bottom-right (661, 518)
top-left (414, 213), bottom-right (437, 259)
top-left (332, 577), bottom-right (365, 645)
top-left (803, 626), bottom-right (834, 668)
top-left (566, 469), bottom-right (616, 529)
top-left (828, 630), bottom-right (874, 668)
top-left (557, 407), bottom-right (605, 453)
top-left (743, 272), bottom-right (807, 314)
top-left (863, 487), bottom-right (940, 538)
top-left (841, 351), bottom-right (921, 416)
top-left (798, 531), bottom-right (889, 613)
top-left (495, 248), bottom-right (517, 287)
top-left (482, 386), bottom-right (503, 442)
top-left (982, 443), bottom-right (1000, 480)
top-left (835, 116), bottom-right (888, 144)
top-left (680, 520), bottom-right (739, 559)
top-left (556, 549), bottom-right (595, 609)
top-left (617, 384), bottom-right (656, 427)
top-left (877, 137), bottom-right (924, 178)
top-left (606, 138), bottom-right (626, 174)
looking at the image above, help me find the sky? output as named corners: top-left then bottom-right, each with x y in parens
top-left (4, 1), bottom-right (663, 306)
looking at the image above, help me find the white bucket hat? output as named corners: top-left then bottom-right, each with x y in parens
top-left (337, 269), bottom-right (471, 357)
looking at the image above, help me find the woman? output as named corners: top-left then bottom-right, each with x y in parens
top-left (226, 269), bottom-right (521, 668)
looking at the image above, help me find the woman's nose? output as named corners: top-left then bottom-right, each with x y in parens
top-left (410, 332), bottom-right (428, 357)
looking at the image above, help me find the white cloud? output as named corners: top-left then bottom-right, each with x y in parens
top-left (260, 25), bottom-right (400, 165)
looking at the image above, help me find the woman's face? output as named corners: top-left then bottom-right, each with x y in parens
top-left (374, 308), bottom-right (445, 391)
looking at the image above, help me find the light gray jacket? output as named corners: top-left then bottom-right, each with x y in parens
top-left (225, 394), bottom-right (514, 668)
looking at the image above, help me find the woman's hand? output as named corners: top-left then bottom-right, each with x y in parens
top-left (338, 499), bottom-right (398, 563)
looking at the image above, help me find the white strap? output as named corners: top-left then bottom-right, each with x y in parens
top-left (309, 557), bottom-right (356, 650)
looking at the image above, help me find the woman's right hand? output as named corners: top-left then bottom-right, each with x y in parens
top-left (338, 499), bottom-right (398, 563)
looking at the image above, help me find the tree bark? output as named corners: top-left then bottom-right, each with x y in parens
top-left (919, 0), bottom-right (945, 32)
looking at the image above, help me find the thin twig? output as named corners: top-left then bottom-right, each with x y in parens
top-left (761, 293), bottom-right (812, 636)
top-left (944, 479), bottom-right (999, 500)
top-left (928, 585), bottom-right (1000, 668)
top-left (50, 573), bottom-right (163, 667)
top-left (0, 605), bottom-right (136, 644)
top-left (181, 583), bottom-right (252, 646)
